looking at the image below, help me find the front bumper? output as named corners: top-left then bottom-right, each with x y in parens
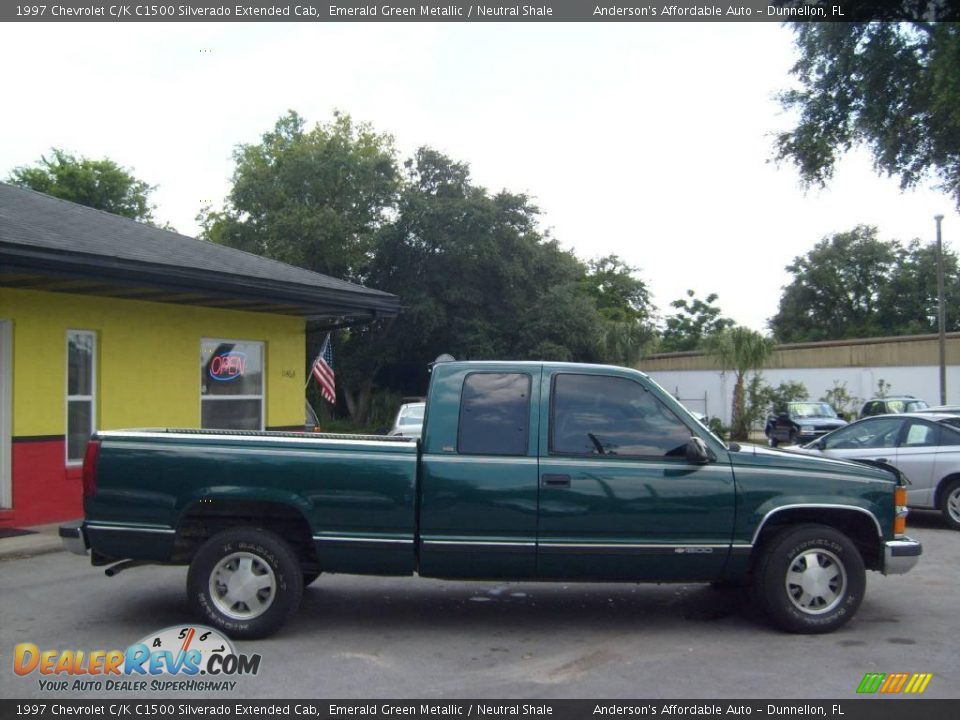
top-left (59, 521), bottom-right (89, 556)
top-left (883, 536), bottom-right (922, 575)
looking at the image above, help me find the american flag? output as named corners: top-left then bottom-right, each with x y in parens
top-left (311, 333), bottom-right (336, 405)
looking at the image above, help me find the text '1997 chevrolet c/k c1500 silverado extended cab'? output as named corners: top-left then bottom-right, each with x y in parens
top-left (60, 361), bottom-right (922, 638)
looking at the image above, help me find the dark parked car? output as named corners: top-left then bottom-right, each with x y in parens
top-left (859, 396), bottom-right (929, 419)
top-left (765, 401), bottom-right (847, 447)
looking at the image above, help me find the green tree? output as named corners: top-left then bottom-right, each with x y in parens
top-left (660, 290), bottom-right (734, 352)
top-left (200, 110), bottom-right (400, 282)
top-left (337, 147), bottom-right (604, 422)
top-left (7, 148), bottom-right (164, 225)
top-left (820, 381), bottom-right (861, 420)
top-left (878, 239), bottom-right (960, 335)
top-left (770, 226), bottom-right (960, 342)
top-left (581, 255), bottom-right (657, 366)
top-left (707, 327), bottom-right (774, 442)
top-left (775, 19), bottom-right (960, 208)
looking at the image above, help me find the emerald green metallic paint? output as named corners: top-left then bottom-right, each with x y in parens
top-left (80, 362), bottom-right (907, 586)
top-left (419, 365), bottom-right (542, 579)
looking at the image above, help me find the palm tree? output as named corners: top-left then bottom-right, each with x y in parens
top-left (708, 326), bottom-right (774, 441)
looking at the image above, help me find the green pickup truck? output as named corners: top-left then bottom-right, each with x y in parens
top-left (61, 361), bottom-right (921, 638)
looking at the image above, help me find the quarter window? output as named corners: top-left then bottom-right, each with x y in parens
top-left (200, 340), bottom-right (264, 430)
top-left (66, 330), bottom-right (96, 463)
top-left (457, 373), bottom-right (531, 456)
top-left (550, 374), bottom-right (691, 458)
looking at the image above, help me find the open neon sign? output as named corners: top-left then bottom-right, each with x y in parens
top-left (209, 352), bottom-right (247, 381)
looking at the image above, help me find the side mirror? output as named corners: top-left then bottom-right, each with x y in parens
top-left (686, 436), bottom-right (714, 464)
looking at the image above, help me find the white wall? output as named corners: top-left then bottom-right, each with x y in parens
top-left (647, 365), bottom-right (960, 425)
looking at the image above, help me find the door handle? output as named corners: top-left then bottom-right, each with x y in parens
top-left (541, 474), bottom-right (571, 488)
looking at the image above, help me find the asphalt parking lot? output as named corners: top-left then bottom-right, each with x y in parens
top-left (1, 512), bottom-right (957, 700)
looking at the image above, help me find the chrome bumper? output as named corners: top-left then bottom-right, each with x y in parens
top-left (883, 537), bottom-right (921, 575)
top-left (59, 521), bottom-right (89, 556)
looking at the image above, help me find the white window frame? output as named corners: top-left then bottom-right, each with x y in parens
top-left (66, 329), bottom-right (97, 466)
top-left (200, 338), bottom-right (265, 431)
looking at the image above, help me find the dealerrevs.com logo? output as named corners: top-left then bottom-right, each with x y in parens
top-left (13, 625), bottom-right (261, 692)
top-left (856, 672), bottom-right (933, 694)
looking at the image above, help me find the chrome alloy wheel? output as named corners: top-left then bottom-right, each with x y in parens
top-left (785, 548), bottom-right (847, 615)
top-left (947, 486), bottom-right (960, 525)
top-left (209, 552), bottom-right (277, 620)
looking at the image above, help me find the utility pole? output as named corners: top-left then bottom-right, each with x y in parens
top-left (936, 214), bottom-right (946, 405)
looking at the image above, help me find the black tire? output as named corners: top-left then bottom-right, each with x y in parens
top-left (187, 528), bottom-right (303, 639)
top-left (753, 524), bottom-right (865, 634)
top-left (940, 479), bottom-right (960, 531)
top-left (303, 570), bottom-right (321, 587)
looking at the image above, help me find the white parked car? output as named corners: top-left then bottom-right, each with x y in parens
top-left (793, 411), bottom-right (960, 530)
top-left (388, 401), bottom-right (426, 438)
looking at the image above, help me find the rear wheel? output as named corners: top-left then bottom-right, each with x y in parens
top-left (941, 479), bottom-right (960, 530)
top-left (754, 524), bottom-right (865, 634)
top-left (187, 528), bottom-right (303, 639)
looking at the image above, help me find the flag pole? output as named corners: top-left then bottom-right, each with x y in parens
top-left (305, 344), bottom-right (323, 391)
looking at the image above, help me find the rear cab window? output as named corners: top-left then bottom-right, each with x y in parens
top-left (457, 372), bottom-right (531, 456)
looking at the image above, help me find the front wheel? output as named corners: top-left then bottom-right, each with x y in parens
top-left (754, 524), bottom-right (865, 634)
top-left (187, 528), bottom-right (303, 639)
top-left (941, 479), bottom-right (960, 530)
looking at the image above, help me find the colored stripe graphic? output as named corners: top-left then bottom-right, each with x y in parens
top-left (857, 672), bottom-right (932, 694)
top-left (857, 673), bottom-right (885, 693)
top-left (880, 673), bottom-right (908, 693)
top-left (904, 674), bottom-right (933, 694)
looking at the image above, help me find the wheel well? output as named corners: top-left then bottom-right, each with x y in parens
top-left (174, 499), bottom-right (317, 569)
top-left (750, 508), bottom-right (883, 572)
top-left (934, 473), bottom-right (960, 509)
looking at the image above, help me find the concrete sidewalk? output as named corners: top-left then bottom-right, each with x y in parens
top-left (0, 522), bottom-right (72, 560)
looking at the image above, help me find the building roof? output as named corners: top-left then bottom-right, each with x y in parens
top-left (0, 182), bottom-right (399, 321)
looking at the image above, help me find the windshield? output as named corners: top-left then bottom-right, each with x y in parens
top-left (789, 402), bottom-right (838, 419)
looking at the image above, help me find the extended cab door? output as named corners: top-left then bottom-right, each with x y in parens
top-left (537, 369), bottom-right (736, 581)
top-left (418, 365), bottom-right (541, 579)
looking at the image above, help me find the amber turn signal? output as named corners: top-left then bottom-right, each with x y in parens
top-left (894, 486), bottom-right (908, 535)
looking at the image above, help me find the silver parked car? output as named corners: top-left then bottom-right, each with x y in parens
top-left (793, 411), bottom-right (960, 530)
top-left (388, 401), bottom-right (426, 439)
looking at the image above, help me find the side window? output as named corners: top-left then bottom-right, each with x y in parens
top-left (823, 417), bottom-right (903, 450)
top-left (550, 374), bottom-right (691, 458)
top-left (457, 373), bottom-right (531, 456)
top-left (902, 421), bottom-right (939, 447)
top-left (862, 402), bottom-right (880, 417)
top-left (939, 423), bottom-right (960, 446)
top-left (66, 330), bottom-right (96, 463)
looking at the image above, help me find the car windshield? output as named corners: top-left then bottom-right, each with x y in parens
top-left (789, 402), bottom-right (837, 419)
top-left (398, 404), bottom-right (425, 426)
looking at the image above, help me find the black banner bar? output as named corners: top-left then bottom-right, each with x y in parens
top-left (3, 700), bottom-right (960, 720)
top-left (2, 0), bottom-right (959, 23)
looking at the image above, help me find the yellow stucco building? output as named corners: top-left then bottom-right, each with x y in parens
top-left (0, 183), bottom-right (398, 527)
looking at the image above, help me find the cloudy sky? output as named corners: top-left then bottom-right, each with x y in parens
top-left (2, 21), bottom-right (956, 331)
